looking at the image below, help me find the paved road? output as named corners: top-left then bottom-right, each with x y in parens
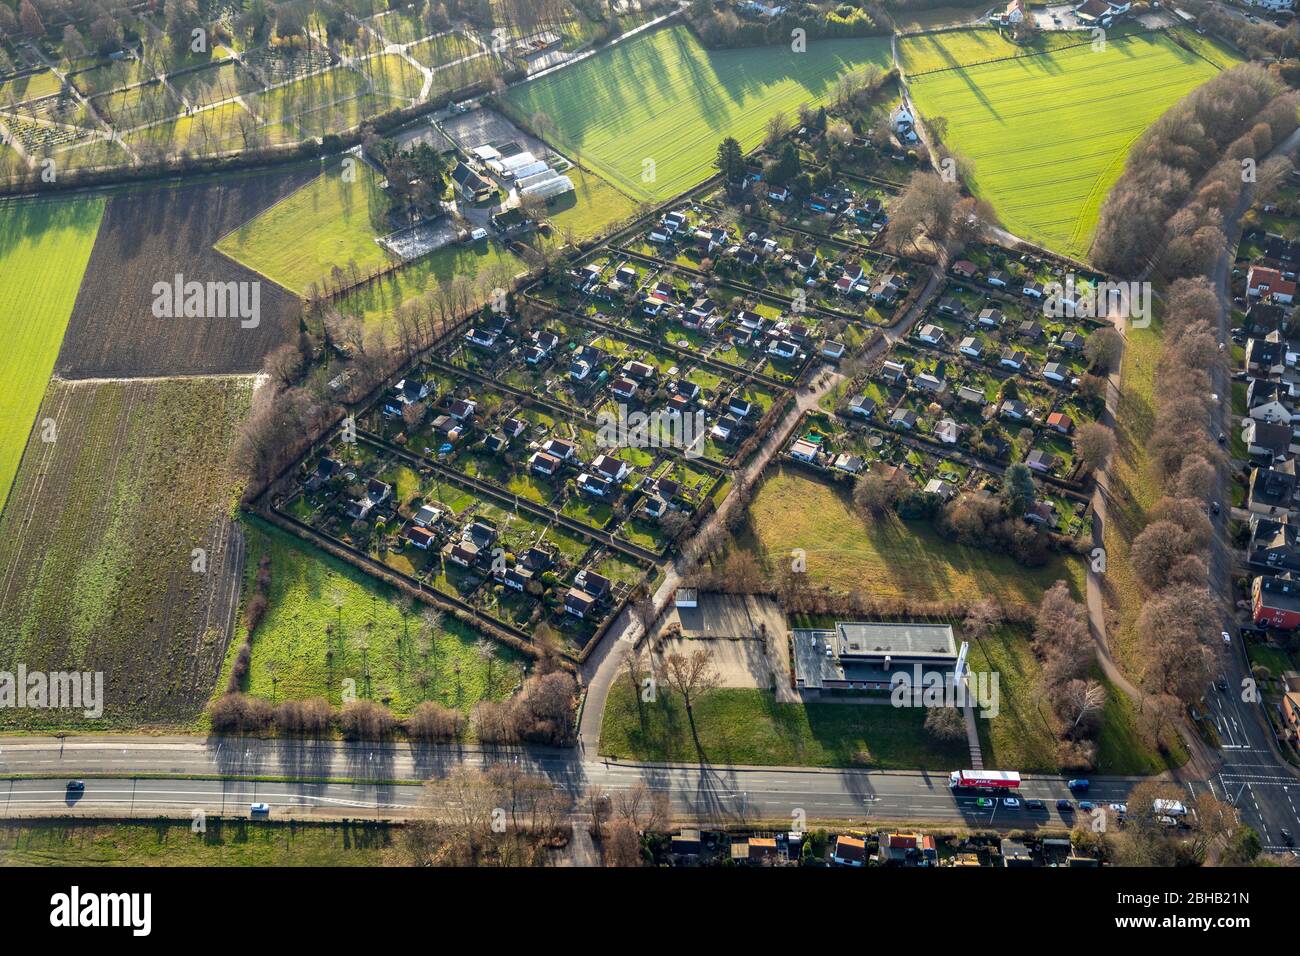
top-left (0, 735), bottom-right (1141, 829)
top-left (1201, 124), bottom-right (1300, 851)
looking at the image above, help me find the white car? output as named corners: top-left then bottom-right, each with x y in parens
top-left (250, 803), bottom-right (271, 816)
top-left (1108, 803), bottom-right (1128, 815)
top-left (1002, 797), bottom-right (1021, 808)
top-left (1222, 631), bottom-right (1232, 645)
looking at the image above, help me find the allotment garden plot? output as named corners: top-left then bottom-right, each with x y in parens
top-left (504, 25), bottom-right (893, 202)
top-left (906, 31), bottom-right (1224, 259)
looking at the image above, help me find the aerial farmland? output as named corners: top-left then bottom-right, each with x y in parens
top-left (0, 0), bottom-right (1293, 880)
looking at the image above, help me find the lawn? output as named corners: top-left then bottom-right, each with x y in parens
top-left (897, 26), bottom-right (1099, 75)
top-left (0, 821), bottom-right (391, 866)
top-left (734, 467), bottom-right (1084, 606)
top-left (216, 157), bottom-right (393, 294)
top-left (335, 239), bottom-right (526, 325)
top-left (0, 195), bottom-right (104, 510)
top-left (546, 166), bottom-right (641, 241)
top-left (599, 684), bottom-right (969, 768)
top-left (504, 25), bottom-right (893, 202)
top-left (0, 377), bottom-right (252, 729)
top-left (907, 32), bottom-right (1223, 259)
top-left (221, 518), bottom-right (525, 719)
top-left (968, 625), bottom-right (1181, 775)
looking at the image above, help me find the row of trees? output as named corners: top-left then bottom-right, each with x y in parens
top-left (1092, 63), bottom-right (1298, 274)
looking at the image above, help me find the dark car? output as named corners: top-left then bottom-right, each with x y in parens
top-left (66, 780), bottom-right (85, 792)
top-left (1057, 799), bottom-right (1074, 812)
top-left (1025, 799), bottom-right (1047, 811)
top-left (1079, 801), bottom-right (1097, 812)
top-left (1217, 678), bottom-right (1229, 692)
top-left (1067, 779), bottom-right (1090, 791)
top-left (1283, 828), bottom-right (1295, 847)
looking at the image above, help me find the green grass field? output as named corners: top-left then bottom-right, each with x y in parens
top-left (221, 519), bottom-right (525, 719)
top-left (907, 31), bottom-right (1223, 259)
top-left (734, 468), bottom-right (1084, 605)
top-left (335, 239), bottom-right (525, 324)
top-left (0, 821), bottom-right (391, 866)
top-left (546, 166), bottom-right (640, 240)
top-left (599, 684), bottom-right (969, 769)
top-left (0, 196), bottom-right (104, 511)
top-left (216, 158), bottom-right (393, 294)
top-left (505, 25), bottom-right (893, 201)
top-left (898, 26), bottom-right (1099, 75)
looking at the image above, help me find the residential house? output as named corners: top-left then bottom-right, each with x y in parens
top-left (1001, 399), bottom-right (1029, 421)
top-left (832, 835), bottom-right (867, 867)
top-left (1248, 265), bottom-right (1297, 304)
top-left (915, 372), bottom-right (945, 393)
top-left (1253, 573), bottom-right (1300, 630)
top-left (1026, 449), bottom-right (1056, 473)
top-left (1249, 460), bottom-right (1298, 517)
top-left (1043, 361), bottom-right (1067, 383)
top-left (790, 437), bottom-right (820, 463)
top-left (1244, 418), bottom-right (1296, 461)
top-left (590, 453), bottom-right (630, 483)
top-left (959, 336), bottom-right (983, 358)
top-left (1248, 516), bottom-right (1300, 573)
top-left (529, 451), bottom-right (562, 476)
top-left (1000, 348), bottom-right (1026, 371)
top-left (576, 472), bottom-right (612, 497)
top-left (848, 394), bottom-right (876, 418)
top-left (890, 408), bottom-right (918, 430)
top-left (934, 418), bottom-right (959, 444)
top-left (978, 307), bottom-right (1003, 328)
top-left (1046, 411), bottom-right (1074, 434)
top-left (917, 324), bottom-right (944, 346)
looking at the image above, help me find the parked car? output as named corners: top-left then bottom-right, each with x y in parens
top-left (1003, 797), bottom-right (1021, 808)
top-left (1067, 779), bottom-right (1090, 791)
top-left (1057, 799), bottom-right (1074, 812)
top-left (1222, 630), bottom-right (1232, 645)
top-left (975, 797), bottom-right (995, 808)
top-left (1025, 799), bottom-right (1047, 811)
top-left (1079, 801), bottom-right (1097, 812)
top-left (1108, 803), bottom-right (1128, 815)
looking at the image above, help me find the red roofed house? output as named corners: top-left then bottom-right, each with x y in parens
top-left (1046, 411), bottom-right (1074, 434)
top-left (1248, 265), bottom-right (1297, 304)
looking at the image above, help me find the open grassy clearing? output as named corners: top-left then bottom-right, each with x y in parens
top-left (0, 377), bottom-right (252, 729)
top-left (732, 468), bottom-right (1084, 605)
top-left (0, 69), bottom-right (63, 104)
top-left (336, 239), bottom-right (526, 325)
top-left (504, 25), bottom-right (893, 202)
top-left (898, 26), bottom-right (1101, 75)
top-left (907, 32), bottom-right (1222, 259)
top-left (599, 684), bottom-right (969, 768)
top-left (545, 165), bottom-right (641, 240)
top-left (406, 31), bottom-right (480, 70)
top-left (0, 821), bottom-right (391, 866)
top-left (220, 519), bottom-right (525, 719)
top-left (216, 158), bottom-right (393, 294)
top-left (1172, 26), bottom-right (1245, 70)
top-left (1099, 316), bottom-right (1163, 673)
top-left (0, 195), bottom-right (104, 510)
top-left (123, 100), bottom-right (257, 157)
